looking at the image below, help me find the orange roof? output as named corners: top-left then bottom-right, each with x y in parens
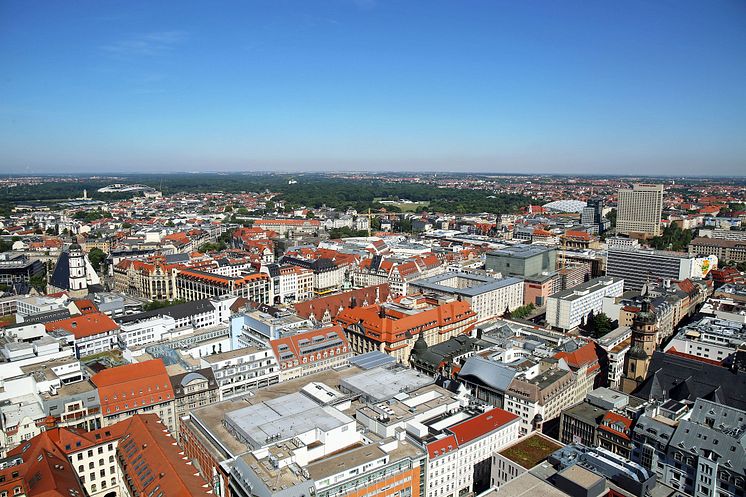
top-left (117, 414), bottom-right (212, 496)
top-left (335, 299), bottom-right (477, 344)
top-left (270, 326), bottom-right (350, 366)
top-left (74, 299), bottom-right (98, 315)
top-left (554, 342), bottom-right (599, 371)
top-left (92, 359), bottom-right (175, 415)
top-left (45, 312), bottom-right (118, 340)
top-left (448, 408), bottom-right (518, 445)
top-left (294, 284), bottom-right (391, 322)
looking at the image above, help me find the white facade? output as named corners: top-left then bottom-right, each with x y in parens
top-left (200, 346), bottom-right (280, 399)
top-left (117, 315), bottom-right (177, 349)
top-left (546, 277), bottom-right (625, 331)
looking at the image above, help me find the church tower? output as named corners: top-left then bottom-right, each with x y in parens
top-left (622, 299), bottom-right (658, 392)
top-left (68, 242), bottom-right (88, 298)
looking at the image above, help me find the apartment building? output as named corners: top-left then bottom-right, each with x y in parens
top-left (689, 236), bottom-right (746, 263)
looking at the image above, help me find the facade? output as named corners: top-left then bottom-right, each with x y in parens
top-left (689, 236), bottom-right (746, 263)
top-left (112, 258), bottom-right (179, 300)
top-left (409, 272), bottom-right (524, 322)
top-left (175, 268), bottom-right (270, 303)
top-left (0, 254), bottom-right (44, 286)
top-left (253, 218), bottom-right (321, 236)
top-left (261, 263), bottom-right (314, 304)
top-left (616, 183), bottom-right (664, 237)
top-left (607, 246), bottom-right (717, 291)
top-left (169, 367), bottom-right (220, 439)
top-left (269, 326), bottom-right (352, 381)
top-left (545, 276), bottom-right (624, 331)
top-left (335, 296), bottom-right (478, 363)
top-left (485, 245), bottom-right (557, 278)
top-left (199, 345), bottom-right (280, 399)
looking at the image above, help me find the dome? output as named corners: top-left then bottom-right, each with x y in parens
top-left (411, 335), bottom-right (428, 356)
top-left (69, 242), bottom-right (82, 251)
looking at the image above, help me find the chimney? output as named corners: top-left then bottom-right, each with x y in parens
top-left (379, 306), bottom-right (386, 319)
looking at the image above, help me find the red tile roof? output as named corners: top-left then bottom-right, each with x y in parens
top-left (294, 284), bottom-right (391, 322)
top-left (448, 408), bottom-right (518, 446)
top-left (92, 359), bottom-right (175, 415)
top-left (118, 414), bottom-right (212, 496)
top-left (45, 312), bottom-right (118, 340)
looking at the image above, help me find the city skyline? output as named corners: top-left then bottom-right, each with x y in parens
top-left (1, 0), bottom-right (745, 175)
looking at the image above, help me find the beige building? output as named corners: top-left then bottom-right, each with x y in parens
top-left (616, 183), bottom-right (664, 237)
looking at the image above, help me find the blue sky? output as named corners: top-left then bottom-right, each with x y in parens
top-left (1, 0), bottom-right (745, 175)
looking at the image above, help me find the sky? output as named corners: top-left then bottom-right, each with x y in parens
top-left (1, 0), bottom-right (745, 176)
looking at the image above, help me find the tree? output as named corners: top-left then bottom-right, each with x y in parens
top-left (605, 209), bottom-right (617, 228)
top-left (306, 211), bottom-right (315, 219)
top-left (592, 312), bottom-right (614, 338)
top-left (88, 248), bottom-right (107, 273)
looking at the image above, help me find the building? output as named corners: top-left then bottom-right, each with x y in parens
top-left (485, 245), bottom-right (557, 278)
top-left (179, 368), bottom-right (426, 497)
top-left (616, 183), bottom-right (664, 237)
top-left (689, 237), bottom-right (746, 263)
top-left (91, 359), bottom-right (177, 434)
top-left (491, 432), bottom-right (563, 489)
top-left (622, 301), bottom-right (660, 392)
top-left (254, 218), bottom-right (321, 236)
top-left (281, 256), bottom-right (347, 295)
top-left (0, 253), bottom-right (44, 287)
top-left (0, 414), bottom-right (211, 497)
top-left (112, 258), bottom-right (180, 301)
top-left (261, 263), bottom-right (314, 304)
top-left (293, 283), bottom-right (391, 325)
top-left (199, 345), bottom-right (280, 399)
top-left (44, 312), bottom-right (119, 358)
top-left (595, 325), bottom-right (632, 389)
top-left (335, 295), bottom-right (478, 363)
top-left (47, 242), bottom-right (101, 298)
top-left (168, 367), bottom-right (220, 439)
top-left (458, 340), bottom-right (601, 436)
top-left (607, 246), bottom-right (717, 291)
top-left (545, 276), bottom-right (624, 331)
top-left (664, 315), bottom-right (746, 364)
top-left (175, 268), bottom-right (270, 303)
top-left (632, 398), bottom-right (746, 497)
top-left (409, 272), bottom-right (524, 322)
top-left (632, 351), bottom-right (746, 411)
top-left (269, 325), bottom-right (352, 381)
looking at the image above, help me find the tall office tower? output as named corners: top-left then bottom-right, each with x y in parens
top-left (581, 198), bottom-right (604, 231)
top-left (616, 183), bottom-right (664, 237)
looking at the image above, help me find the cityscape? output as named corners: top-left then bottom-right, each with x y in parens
top-left (2, 2), bottom-right (746, 497)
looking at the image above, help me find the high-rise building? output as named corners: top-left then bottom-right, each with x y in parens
top-left (616, 183), bottom-right (664, 237)
top-left (581, 198), bottom-right (604, 231)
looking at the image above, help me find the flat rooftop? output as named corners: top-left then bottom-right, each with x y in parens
top-left (411, 272), bottom-right (523, 297)
top-left (188, 365), bottom-right (364, 458)
top-left (340, 365), bottom-right (434, 402)
top-left (499, 433), bottom-right (563, 469)
top-left (488, 245), bottom-right (554, 259)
